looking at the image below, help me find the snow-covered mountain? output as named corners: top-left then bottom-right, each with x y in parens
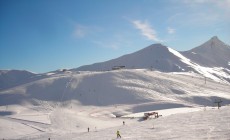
top-left (76, 36), bottom-right (230, 72)
top-left (0, 70), bottom-right (36, 91)
top-left (0, 69), bottom-right (230, 139)
top-left (1, 69), bottom-right (230, 107)
top-left (1, 37), bottom-right (230, 139)
top-left (75, 36), bottom-right (230, 83)
top-left (76, 44), bottom-right (192, 72)
top-left (1, 37), bottom-right (229, 91)
top-left (181, 36), bottom-right (230, 69)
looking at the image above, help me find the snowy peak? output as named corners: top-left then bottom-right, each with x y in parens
top-left (181, 36), bottom-right (230, 68)
top-left (76, 43), bottom-right (190, 72)
top-left (211, 36), bottom-right (219, 41)
top-left (75, 36), bottom-right (230, 83)
top-left (193, 36), bottom-right (230, 53)
top-left (204, 36), bottom-right (229, 49)
top-left (209, 36), bottom-right (228, 46)
top-left (138, 43), bottom-right (166, 51)
top-left (132, 44), bottom-right (172, 60)
top-left (209, 36), bottom-right (220, 48)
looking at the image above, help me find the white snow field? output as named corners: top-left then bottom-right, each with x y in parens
top-left (0, 69), bottom-right (230, 139)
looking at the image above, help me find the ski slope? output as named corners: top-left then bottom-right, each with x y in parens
top-left (1, 105), bottom-right (229, 140)
top-left (0, 69), bottom-right (230, 139)
top-left (65, 106), bottom-right (230, 140)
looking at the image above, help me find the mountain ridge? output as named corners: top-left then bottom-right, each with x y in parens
top-left (181, 36), bottom-right (230, 68)
top-left (1, 36), bottom-right (230, 89)
top-left (73, 36), bottom-right (230, 83)
top-left (76, 36), bottom-right (230, 72)
top-left (76, 43), bottom-right (191, 72)
top-left (0, 70), bottom-right (36, 91)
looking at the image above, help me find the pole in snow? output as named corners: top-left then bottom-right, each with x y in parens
top-left (214, 99), bottom-right (222, 109)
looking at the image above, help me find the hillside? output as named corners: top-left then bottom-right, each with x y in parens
top-left (76, 37), bottom-right (230, 72)
top-left (0, 69), bottom-right (230, 139)
top-left (182, 36), bottom-right (230, 68)
top-left (76, 44), bottom-right (191, 72)
top-left (75, 37), bottom-right (230, 84)
top-left (0, 70), bottom-right (36, 91)
top-left (1, 37), bottom-right (230, 139)
top-left (1, 69), bottom-right (230, 107)
top-left (1, 37), bottom-right (230, 91)
top-left (44, 106), bottom-right (229, 140)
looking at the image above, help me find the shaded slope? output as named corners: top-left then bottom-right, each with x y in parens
top-left (0, 70), bottom-right (36, 91)
top-left (181, 36), bottom-right (230, 68)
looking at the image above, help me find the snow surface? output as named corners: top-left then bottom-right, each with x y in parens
top-left (181, 36), bottom-right (230, 68)
top-left (74, 37), bottom-right (230, 84)
top-left (1, 105), bottom-right (229, 140)
top-left (168, 47), bottom-right (230, 83)
top-left (0, 69), bottom-right (230, 139)
top-left (1, 36), bottom-right (230, 139)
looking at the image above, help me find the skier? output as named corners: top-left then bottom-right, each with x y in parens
top-left (117, 130), bottom-right (121, 138)
top-left (88, 127), bottom-right (89, 132)
top-left (123, 121), bottom-right (125, 125)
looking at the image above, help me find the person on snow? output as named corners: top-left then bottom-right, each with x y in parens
top-left (123, 121), bottom-right (125, 125)
top-left (88, 127), bottom-right (89, 132)
top-left (117, 130), bottom-right (121, 138)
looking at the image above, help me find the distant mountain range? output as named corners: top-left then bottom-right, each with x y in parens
top-left (76, 36), bottom-right (230, 72)
top-left (76, 43), bottom-right (191, 72)
top-left (1, 38), bottom-right (230, 140)
top-left (0, 36), bottom-right (230, 108)
top-left (75, 36), bottom-right (230, 83)
top-left (0, 36), bottom-right (230, 91)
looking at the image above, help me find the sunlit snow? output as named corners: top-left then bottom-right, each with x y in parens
top-left (0, 69), bottom-right (230, 140)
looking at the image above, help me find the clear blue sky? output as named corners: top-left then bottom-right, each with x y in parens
top-left (1, 0), bottom-right (230, 73)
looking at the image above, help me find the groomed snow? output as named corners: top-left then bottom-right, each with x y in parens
top-left (0, 69), bottom-right (230, 139)
top-left (69, 106), bottom-right (230, 140)
top-left (1, 106), bottom-right (229, 140)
